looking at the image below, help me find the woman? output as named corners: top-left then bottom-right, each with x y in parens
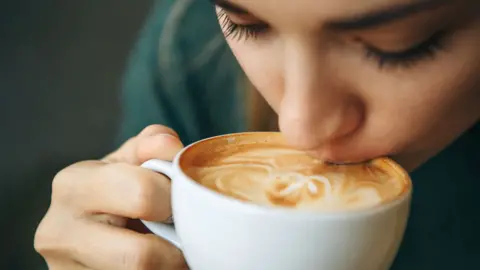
top-left (35, 0), bottom-right (480, 269)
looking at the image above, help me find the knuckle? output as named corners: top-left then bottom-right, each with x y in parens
top-left (51, 161), bottom-right (102, 204)
top-left (51, 166), bottom-right (76, 204)
top-left (34, 220), bottom-right (50, 254)
top-left (34, 210), bottom-right (64, 257)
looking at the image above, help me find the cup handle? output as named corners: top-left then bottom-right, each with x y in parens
top-left (140, 159), bottom-right (182, 249)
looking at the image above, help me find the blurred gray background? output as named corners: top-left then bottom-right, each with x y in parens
top-left (0, 0), bottom-right (153, 268)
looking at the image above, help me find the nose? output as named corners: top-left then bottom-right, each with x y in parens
top-left (278, 39), bottom-right (364, 152)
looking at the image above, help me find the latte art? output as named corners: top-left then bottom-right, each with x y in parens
top-left (182, 134), bottom-right (408, 211)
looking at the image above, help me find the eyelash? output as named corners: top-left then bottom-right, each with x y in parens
top-left (217, 9), bottom-right (446, 69)
top-left (218, 10), bottom-right (269, 40)
top-left (365, 31), bottom-right (446, 69)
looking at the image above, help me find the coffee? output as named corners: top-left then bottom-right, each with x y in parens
top-left (143, 132), bottom-right (412, 270)
top-left (181, 133), bottom-right (410, 211)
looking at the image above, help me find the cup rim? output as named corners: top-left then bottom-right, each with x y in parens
top-left (173, 132), bottom-right (413, 219)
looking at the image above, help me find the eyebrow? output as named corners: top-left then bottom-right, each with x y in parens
top-left (212, 0), bottom-right (450, 30)
top-left (328, 0), bottom-right (450, 30)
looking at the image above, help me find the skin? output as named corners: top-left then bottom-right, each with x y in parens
top-left (217, 0), bottom-right (480, 170)
top-left (35, 125), bottom-right (189, 270)
top-left (35, 0), bottom-right (480, 269)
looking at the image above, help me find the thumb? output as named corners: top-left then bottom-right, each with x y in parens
top-left (135, 133), bottom-right (184, 164)
top-left (104, 125), bottom-right (184, 164)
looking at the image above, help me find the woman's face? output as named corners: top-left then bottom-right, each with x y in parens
top-left (214, 0), bottom-right (480, 171)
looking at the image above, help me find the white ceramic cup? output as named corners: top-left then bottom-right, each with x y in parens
top-left (140, 133), bottom-right (412, 270)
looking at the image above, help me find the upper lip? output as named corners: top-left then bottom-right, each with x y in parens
top-left (324, 160), bottom-right (372, 165)
top-left (306, 150), bottom-right (376, 165)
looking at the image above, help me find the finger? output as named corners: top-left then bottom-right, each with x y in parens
top-left (70, 221), bottom-right (188, 270)
top-left (104, 125), bottom-right (183, 165)
top-left (53, 162), bottom-right (172, 222)
top-left (135, 133), bottom-right (184, 164)
top-left (103, 137), bottom-right (138, 164)
top-left (137, 124), bottom-right (179, 138)
top-left (35, 209), bottom-right (94, 270)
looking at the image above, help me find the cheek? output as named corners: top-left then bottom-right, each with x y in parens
top-left (227, 40), bottom-right (284, 111)
top-left (357, 23), bottom-right (480, 154)
top-left (224, 20), bottom-right (480, 167)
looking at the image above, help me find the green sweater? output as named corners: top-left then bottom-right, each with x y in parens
top-left (120, 1), bottom-right (480, 269)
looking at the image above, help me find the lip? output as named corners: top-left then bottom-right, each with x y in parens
top-left (307, 150), bottom-right (379, 165)
top-left (323, 160), bottom-right (374, 166)
top-left (305, 142), bottom-right (398, 165)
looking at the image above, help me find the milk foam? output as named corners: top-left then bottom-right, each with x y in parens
top-left (185, 142), bottom-right (406, 211)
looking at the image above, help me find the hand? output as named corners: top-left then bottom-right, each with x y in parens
top-left (35, 125), bottom-right (189, 270)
